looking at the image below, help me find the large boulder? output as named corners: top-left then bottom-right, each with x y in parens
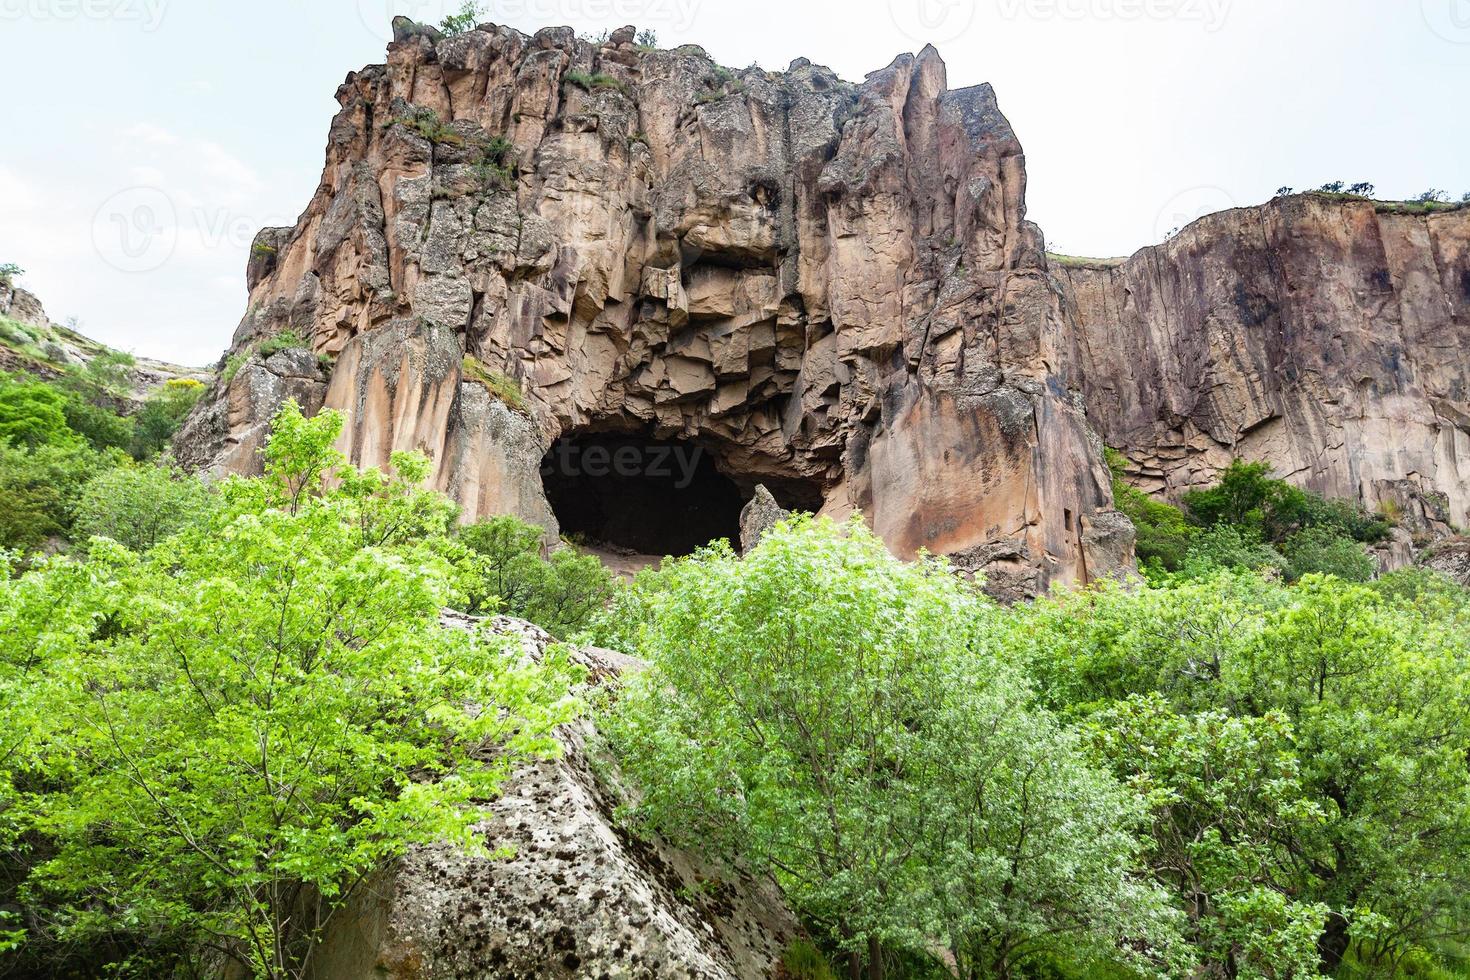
top-left (307, 615), bottom-right (800, 979)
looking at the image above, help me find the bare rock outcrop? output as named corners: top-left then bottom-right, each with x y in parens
top-left (181, 22), bottom-right (1129, 592)
top-left (307, 613), bottom-right (799, 980)
top-left (738, 484), bottom-right (787, 552)
top-left (1057, 196), bottom-right (1470, 540)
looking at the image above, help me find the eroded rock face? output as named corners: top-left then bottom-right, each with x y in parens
top-left (182, 22), bottom-right (1127, 591)
top-left (1058, 197), bottom-right (1470, 540)
top-left (308, 614), bottom-right (799, 980)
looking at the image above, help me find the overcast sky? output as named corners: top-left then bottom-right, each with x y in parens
top-left (2, 0), bottom-right (1466, 365)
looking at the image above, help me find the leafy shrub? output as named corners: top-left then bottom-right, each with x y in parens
top-left (1179, 524), bottom-right (1286, 577)
top-left (0, 401), bottom-right (580, 977)
top-left (73, 461), bottom-right (217, 552)
top-left (1281, 524), bottom-right (1376, 582)
top-left (0, 372), bottom-right (75, 449)
top-left (0, 440), bottom-right (114, 551)
top-left (1106, 448), bottom-right (1191, 571)
top-left (457, 514), bottom-right (616, 638)
top-left (604, 517), bottom-right (1180, 978)
top-left (0, 263), bottom-right (22, 284)
top-left (131, 377), bottom-right (205, 459)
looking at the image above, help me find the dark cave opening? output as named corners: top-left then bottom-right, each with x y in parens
top-left (539, 432), bottom-right (823, 557)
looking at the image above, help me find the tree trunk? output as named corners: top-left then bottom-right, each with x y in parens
top-left (866, 935), bottom-right (883, 980)
top-left (1317, 911), bottom-right (1351, 974)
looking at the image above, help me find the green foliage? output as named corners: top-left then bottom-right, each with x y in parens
top-left (0, 372), bottom-right (75, 448)
top-left (0, 439), bottom-right (113, 551)
top-left (1179, 523), bottom-right (1287, 578)
top-left (0, 263), bottom-right (22, 284)
top-left (439, 0), bottom-right (483, 36)
top-left (604, 518), bottom-right (1181, 978)
top-left (1281, 524), bottom-right (1376, 582)
top-left (131, 377), bottom-right (204, 459)
top-left (393, 105), bottom-right (463, 145)
top-left (461, 354), bottom-right (527, 412)
top-left (0, 400), bottom-right (581, 977)
top-left (1106, 448), bottom-right (1192, 571)
top-left (781, 939), bottom-right (838, 980)
top-left (73, 461), bottom-right (217, 552)
top-left (635, 28), bottom-right (658, 48)
top-left (457, 514), bottom-right (617, 638)
top-left (1017, 570), bottom-right (1470, 975)
top-left (256, 329), bottom-right (306, 359)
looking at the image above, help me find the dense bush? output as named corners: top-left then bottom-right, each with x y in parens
top-left (605, 518), bottom-right (1183, 979)
top-left (0, 402), bottom-right (580, 978)
top-left (457, 514), bottom-right (616, 638)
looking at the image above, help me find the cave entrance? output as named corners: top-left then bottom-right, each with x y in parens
top-left (541, 433), bottom-right (745, 557)
top-left (540, 432), bottom-right (824, 559)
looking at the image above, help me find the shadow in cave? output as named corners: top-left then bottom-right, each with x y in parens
top-left (541, 433), bottom-right (747, 556)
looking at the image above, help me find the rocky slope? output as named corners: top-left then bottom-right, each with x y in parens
top-left (1058, 196), bottom-right (1470, 556)
top-left (178, 20), bottom-right (1130, 598)
top-left (1, 281), bottom-right (208, 399)
top-left (307, 613), bottom-right (798, 980)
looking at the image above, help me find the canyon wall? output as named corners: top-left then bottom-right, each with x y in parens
top-left (1058, 196), bottom-right (1470, 542)
top-left (179, 20), bottom-right (1127, 596)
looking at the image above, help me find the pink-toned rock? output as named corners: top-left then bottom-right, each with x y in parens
top-left (182, 23), bottom-right (1131, 592)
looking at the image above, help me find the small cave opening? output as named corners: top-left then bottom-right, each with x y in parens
top-left (540, 432), bottom-right (822, 558)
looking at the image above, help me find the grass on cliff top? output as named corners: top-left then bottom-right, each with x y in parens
top-left (1045, 252), bottom-right (1127, 269)
top-left (462, 354), bottom-right (528, 413)
top-left (1287, 191), bottom-right (1468, 216)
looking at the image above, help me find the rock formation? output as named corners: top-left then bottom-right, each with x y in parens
top-left (179, 19), bottom-right (1470, 589)
top-left (179, 21), bottom-right (1128, 598)
top-left (1058, 196), bottom-right (1470, 543)
top-left (307, 613), bottom-right (799, 980)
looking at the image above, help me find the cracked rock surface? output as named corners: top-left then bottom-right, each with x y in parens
top-left (179, 21), bottom-right (1131, 596)
top-left (307, 615), bottom-right (798, 980)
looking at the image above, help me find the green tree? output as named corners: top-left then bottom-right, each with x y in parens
top-left (1281, 525), bottom-right (1375, 582)
top-left (131, 377), bottom-right (205, 459)
top-left (606, 517), bottom-right (1176, 978)
top-left (457, 515), bottom-right (616, 638)
top-left (73, 461), bottom-right (217, 552)
top-left (0, 373), bottom-right (76, 449)
top-left (0, 440), bottom-right (114, 551)
top-left (1015, 571), bottom-right (1470, 973)
top-left (1, 401), bottom-right (581, 978)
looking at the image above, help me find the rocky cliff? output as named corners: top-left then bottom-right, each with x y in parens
top-left (1058, 196), bottom-right (1470, 554)
top-left (180, 18), bottom-right (1470, 589)
top-left (178, 20), bottom-right (1128, 598)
